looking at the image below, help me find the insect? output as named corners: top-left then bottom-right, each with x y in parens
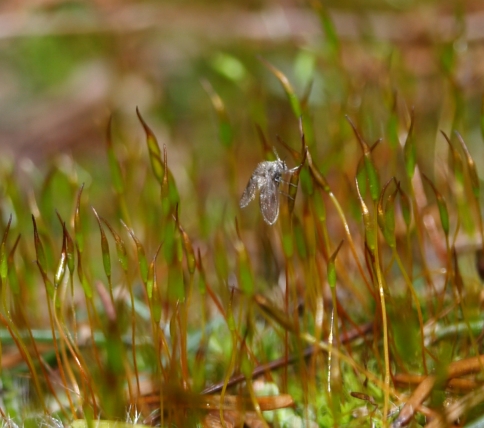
top-left (239, 153), bottom-right (298, 225)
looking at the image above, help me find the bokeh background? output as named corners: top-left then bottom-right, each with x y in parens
top-left (2, 2), bottom-right (484, 153)
top-left (1, 0), bottom-right (484, 238)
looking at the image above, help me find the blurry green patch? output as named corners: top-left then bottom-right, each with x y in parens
top-left (293, 50), bottom-right (316, 88)
top-left (389, 296), bottom-right (422, 372)
top-left (210, 52), bottom-right (247, 83)
top-left (5, 34), bottom-right (108, 93)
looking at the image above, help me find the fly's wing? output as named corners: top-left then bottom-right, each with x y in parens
top-left (259, 179), bottom-right (279, 225)
top-left (240, 177), bottom-right (258, 208)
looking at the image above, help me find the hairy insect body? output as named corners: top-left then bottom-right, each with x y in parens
top-left (239, 158), bottom-right (292, 225)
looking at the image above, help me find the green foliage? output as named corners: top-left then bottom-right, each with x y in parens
top-left (2, 2), bottom-right (484, 427)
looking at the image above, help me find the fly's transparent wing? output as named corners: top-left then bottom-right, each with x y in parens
top-left (259, 179), bottom-right (279, 225)
top-left (240, 177), bottom-right (257, 208)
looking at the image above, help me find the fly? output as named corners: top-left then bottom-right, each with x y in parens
top-left (239, 154), bottom-right (298, 225)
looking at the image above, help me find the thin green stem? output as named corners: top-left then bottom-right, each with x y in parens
top-left (372, 202), bottom-right (390, 424)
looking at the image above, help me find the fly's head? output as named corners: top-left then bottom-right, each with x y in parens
top-left (269, 159), bottom-right (287, 184)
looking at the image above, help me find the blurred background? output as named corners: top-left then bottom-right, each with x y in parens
top-left (1, 0), bottom-right (484, 236)
top-left (2, 0), bottom-right (484, 156)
